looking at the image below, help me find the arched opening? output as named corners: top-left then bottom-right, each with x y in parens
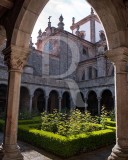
top-left (3, 0), bottom-right (128, 159)
top-left (48, 90), bottom-right (59, 113)
top-left (75, 92), bottom-right (85, 112)
top-left (87, 91), bottom-right (98, 115)
top-left (81, 71), bottom-right (85, 81)
top-left (61, 91), bottom-right (70, 113)
top-left (32, 88), bottom-right (45, 113)
top-left (101, 89), bottom-right (114, 111)
top-left (88, 66), bottom-right (93, 79)
top-left (19, 87), bottom-right (30, 112)
top-left (0, 84), bottom-right (7, 114)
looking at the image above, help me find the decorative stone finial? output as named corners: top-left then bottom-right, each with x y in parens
top-left (58, 15), bottom-right (64, 30)
top-left (38, 29), bottom-right (42, 37)
top-left (72, 17), bottom-right (75, 25)
top-left (29, 37), bottom-right (33, 48)
top-left (99, 30), bottom-right (106, 41)
top-left (48, 16), bottom-right (52, 28)
top-left (91, 8), bottom-right (94, 15)
top-left (77, 25), bottom-right (80, 31)
top-left (75, 25), bottom-right (80, 36)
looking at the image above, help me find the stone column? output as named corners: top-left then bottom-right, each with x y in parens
top-left (113, 96), bottom-right (115, 110)
top-left (45, 96), bottom-right (49, 112)
top-left (105, 47), bottom-right (128, 160)
top-left (70, 97), bottom-right (74, 111)
top-left (84, 98), bottom-right (88, 112)
top-left (58, 97), bottom-right (62, 112)
top-left (29, 94), bottom-right (33, 114)
top-left (97, 97), bottom-right (101, 115)
top-left (2, 45), bottom-right (29, 160)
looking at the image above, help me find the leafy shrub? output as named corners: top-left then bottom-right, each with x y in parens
top-left (18, 124), bottom-right (115, 157)
top-left (0, 112), bottom-right (6, 120)
top-left (0, 118), bottom-right (116, 158)
top-left (41, 109), bottom-right (102, 136)
top-left (108, 110), bottom-right (115, 121)
top-left (41, 110), bottom-right (63, 133)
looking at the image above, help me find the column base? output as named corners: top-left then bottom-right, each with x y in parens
top-left (2, 144), bottom-right (23, 160)
top-left (108, 144), bottom-right (128, 160)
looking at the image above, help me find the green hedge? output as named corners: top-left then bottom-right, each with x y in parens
top-left (0, 119), bottom-right (116, 157)
top-left (18, 124), bottom-right (115, 157)
top-left (0, 119), bottom-right (5, 132)
top-left (18, 117), bottom-right (41, 125)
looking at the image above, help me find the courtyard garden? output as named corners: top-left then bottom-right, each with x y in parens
top-left (0, 108), bottom-right (116, 158)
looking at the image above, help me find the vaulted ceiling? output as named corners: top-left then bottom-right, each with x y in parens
top-left (0, 0), bottom-right (14, 18)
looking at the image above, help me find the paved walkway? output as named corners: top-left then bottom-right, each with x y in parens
top-left (0, 132), bottom-right (113, 160)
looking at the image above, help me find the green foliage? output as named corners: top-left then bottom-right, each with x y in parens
top-left (100, 106), bottom-right (108, 129)
top-left (108, 110), bottom-right (115, 121)
top-left (0, 112), bottom-right (6, 120)
top-left (18, 116), bottom-right (41, 125)
top-left (18, 124), bottom-right (115, 157)
top-left (0, 117), bottom-right (116, 158)
top-left (41, 109), bottom-right (103, 136)
top-left (19, 111), bottom-right (32, 120)
top-left (41, 110), bottom-right (63, 133)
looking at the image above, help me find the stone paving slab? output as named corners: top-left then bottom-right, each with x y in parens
top-left (0, 132), bottom-right (113, 160)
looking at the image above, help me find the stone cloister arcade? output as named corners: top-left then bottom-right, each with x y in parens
top-left (0, 84), bottom-right (114, 116)
top-left (0, 0), bottom-right (128, 160)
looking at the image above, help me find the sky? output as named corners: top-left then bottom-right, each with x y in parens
top-left (31, 0), bottom-right (91, 44)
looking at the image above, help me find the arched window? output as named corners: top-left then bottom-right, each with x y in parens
top-left (88, 67), bottom-right (92, 79)
top-left (44, 41), bottom-right (53, 53)
top-left (93, 68), bottom-right (97, 78)
top-left (81, 71), bottom-right (85, 81)
top-left (83, 47), bottom-right (89, 57)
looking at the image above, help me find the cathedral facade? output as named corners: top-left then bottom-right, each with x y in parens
top-left (0, 9), bottom-right (114, 116)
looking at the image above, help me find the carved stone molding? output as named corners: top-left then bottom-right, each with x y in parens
top-left (105, 47), bottom-right (128, 73)
top-left (2, 45), bottom-right (30, 72)
top-left (105, 47), bottom-right (128, 62)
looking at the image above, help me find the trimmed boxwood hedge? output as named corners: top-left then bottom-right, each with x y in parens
top-left (0, 119), bottom-right (116, 157)
top-left (18, 124), bottom-right (115, 157)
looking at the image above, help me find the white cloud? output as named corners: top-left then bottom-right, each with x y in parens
top-left (31, 0), bottom-right (91, 44)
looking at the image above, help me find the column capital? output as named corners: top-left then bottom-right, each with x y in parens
top-left (105, 47), bottom-right (128, 63)
top-left (97, 97), bottom-right (101, 101)
top-left (105, 47), bottom-right (128, 73)
top-left (58, 97), bottom-right (62, 100)
top-left (45, 95), bottom-right (49, 99)
top-left (2, 44), bottom-right (30, 72)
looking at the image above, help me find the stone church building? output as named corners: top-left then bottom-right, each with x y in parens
top-left (0, 9), bottom-right (114, 116)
